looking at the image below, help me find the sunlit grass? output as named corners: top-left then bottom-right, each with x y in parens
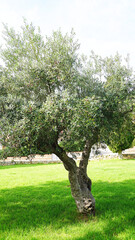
top-left (0, 159), bottom-right (135, 240)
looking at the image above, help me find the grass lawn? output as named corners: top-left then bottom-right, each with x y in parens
top-left (0, 159), bottom-right (135, 240)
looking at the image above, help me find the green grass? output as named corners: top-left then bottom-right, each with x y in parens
top-left (0, 159), bottom-right (135, 240)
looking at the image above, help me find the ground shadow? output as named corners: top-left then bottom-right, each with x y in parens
top-left (0, 180), bottom-right (75, 231)
top-left (0, 178), bottom-right (135, 239)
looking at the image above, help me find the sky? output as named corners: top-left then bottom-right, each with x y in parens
top-left (0, 0), bottom-right (135, 69)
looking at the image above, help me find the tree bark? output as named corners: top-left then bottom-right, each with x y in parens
top-left (54, 140), bottom-right (96, 215)
top-left (68, 167), bottom-right (95, 215)
top-left (74, 139), bottom-right (96, 215)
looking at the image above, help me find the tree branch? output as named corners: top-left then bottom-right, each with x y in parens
top-left (79, 130), bottom-right (98, 173)
top-left (79, 140), bottom-right (93, 173)
top-left (53, 142), bottom-right (77, 172)
top-left (121, 105), bottom-right (134, 116)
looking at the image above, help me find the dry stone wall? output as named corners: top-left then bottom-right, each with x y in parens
top-left (0, 154), bottom-right (61, 165)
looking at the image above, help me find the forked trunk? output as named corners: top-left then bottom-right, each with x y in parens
top-left (54, 139), bottom-right (96, 215)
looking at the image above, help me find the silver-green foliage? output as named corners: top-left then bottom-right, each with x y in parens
top-left (0, 20), bottom-right (134, 158)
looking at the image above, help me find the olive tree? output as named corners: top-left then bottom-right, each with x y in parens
top-left (0, 21), bottom-right (134, 215)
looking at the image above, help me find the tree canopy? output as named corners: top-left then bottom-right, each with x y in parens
top-left (0, 21), bottom-right (134, 157)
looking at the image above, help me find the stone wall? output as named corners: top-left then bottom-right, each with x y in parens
top-left (0, 154), bottom-right (61, 166)
top-left (122, 154), bottom-right (135, 159)
top-left (1, 150), bottom-right (134, 166)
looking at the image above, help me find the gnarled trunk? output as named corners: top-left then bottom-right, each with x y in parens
top-left (69, 139), bottom-right (96, 215)
top-left (54, 139), bottom-right (96, 215)
top-left (69, 168), bottom-right (95, 215)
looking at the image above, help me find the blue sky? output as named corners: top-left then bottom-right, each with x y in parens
top-left (0, 0), bottom-right (135, 68)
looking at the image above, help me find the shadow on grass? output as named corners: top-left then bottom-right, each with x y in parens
top-left (0, 180), bottom-right (75, 230)
top-left (0, 179), bottom-right (135, 239)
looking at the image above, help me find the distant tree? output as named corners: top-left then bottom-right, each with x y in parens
top-left (108, 118), bottom-right (134, 158)
top-left (0, 21), bottom-right (134, 215)
top-left (132, 139), bottom-right (135, 147)
top-left (102, 54), bottom-right (135, 157)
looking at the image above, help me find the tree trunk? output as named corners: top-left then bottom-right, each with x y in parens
top-left (69, 139), bottom-right (96, 215)
top-left (54, 140), bottom-right (96, 215)
top-left (68, 168), bottom-right (95, 215)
